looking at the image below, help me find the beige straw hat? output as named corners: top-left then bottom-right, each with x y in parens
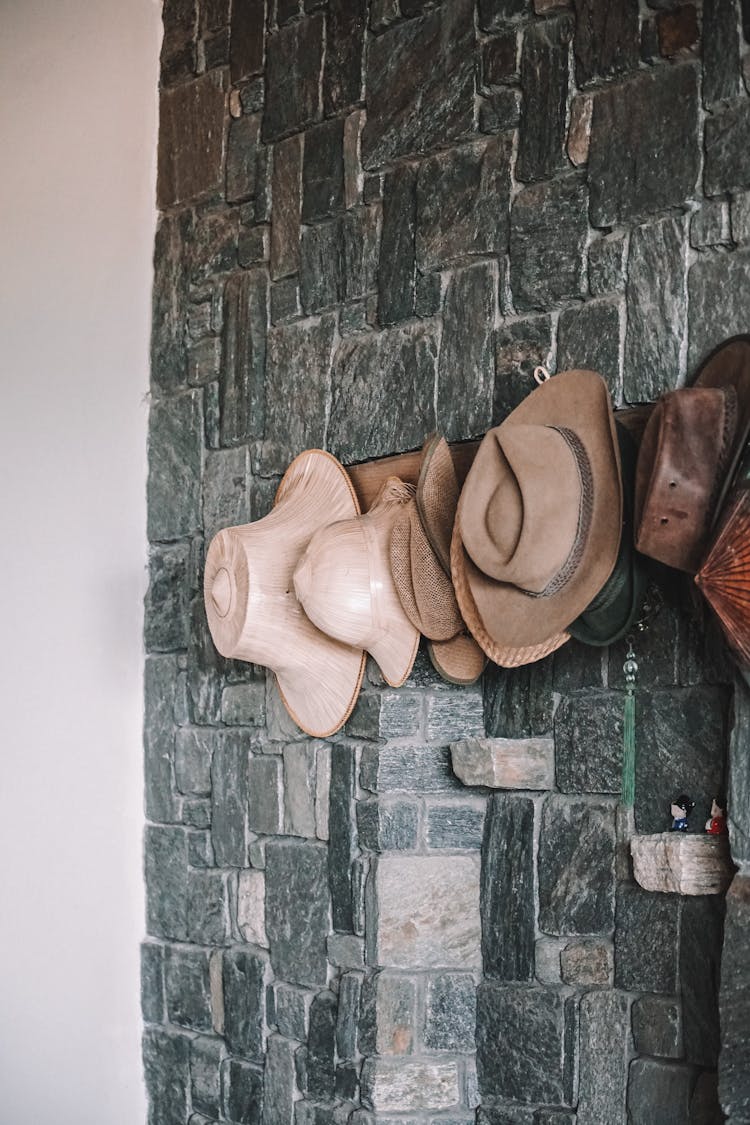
top-left (203, 449), bottom-right (366, 738)
top-left (293, 478), bottom-right (420, 687)
top-left (452, 369), bottom-right (621, 664)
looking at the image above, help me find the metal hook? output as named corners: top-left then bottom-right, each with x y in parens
top-left (533, 365), bottom-right (551, 385)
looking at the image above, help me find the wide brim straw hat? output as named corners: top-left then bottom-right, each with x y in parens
top-left (203, 449), bottom-right (366, 738)
top-left (452, 369), bottom-right (622, 660)
top-left (294, 478), bottom-right (420, 687)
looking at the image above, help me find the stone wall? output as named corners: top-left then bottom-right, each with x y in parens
top-left (143, 1), bottom-right (750, 1122)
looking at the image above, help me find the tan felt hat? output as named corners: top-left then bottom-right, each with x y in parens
top-left (452, 369), bottom-right (622, 655)
top-left (203, 449), bottom-right (366, 739)
top-left (294, 478), bottom-right (420, 688)
top-left (427, 633), bottom-right (488, 685)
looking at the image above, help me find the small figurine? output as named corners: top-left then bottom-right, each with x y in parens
top-left (670, 794), bottom-right (694, 832)
top-left (705, 795), bottom-right (728, 836)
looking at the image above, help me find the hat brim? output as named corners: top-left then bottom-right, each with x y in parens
top-left (415, 433), bottom-right (459, 575)
top-left (390, 499), bottom-right (463, 641)
top-left (455, 370), bottom-right (622, 650)
top-left (427, 634), bottom-right (486, 685)
top-left (693, 335), bottom-right (750, 524)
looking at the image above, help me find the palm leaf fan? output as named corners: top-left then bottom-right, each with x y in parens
top-left (696, 488), bottom-right (750, 666)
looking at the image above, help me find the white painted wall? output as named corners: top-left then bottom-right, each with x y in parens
top-left (0, 1), bottom-right (160, 1119)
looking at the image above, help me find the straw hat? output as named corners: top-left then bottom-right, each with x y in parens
top-left (452, 369), bottom-right (621, 661)
top-left (203, 449), bottom-right (366, 738)
top-left (293, 478), bottom-right (420, 687)
top-left (390, 435), bottom-right (486, 685)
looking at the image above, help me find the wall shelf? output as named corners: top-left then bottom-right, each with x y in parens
top-left (631, 832), bottom-right (734, 896)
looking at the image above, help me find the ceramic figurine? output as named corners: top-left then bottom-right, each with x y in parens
top-left (670, 795), bottom-right (694, 832)
top-left (705, 796), bottom-right (728, 836)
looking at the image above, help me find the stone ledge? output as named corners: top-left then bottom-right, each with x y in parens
top-left (451, 737), bottom-right (555, 790)
top-left (630, 833), bottom-right (734, 896)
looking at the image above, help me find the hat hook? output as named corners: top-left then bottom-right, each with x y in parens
top-left (533, 365), bottom-right (551, 385)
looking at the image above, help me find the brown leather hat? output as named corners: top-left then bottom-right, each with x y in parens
top-left (635, 336), bottom-right (750, 574)
top-left (452, 369), bottom-right (622, 658)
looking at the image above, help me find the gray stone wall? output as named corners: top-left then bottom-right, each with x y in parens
top-left (144, 1), bottom-right (748, 1122)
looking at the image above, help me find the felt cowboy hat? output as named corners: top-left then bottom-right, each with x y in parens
top-left (635, 336), bottom-right (750, 574)
top-left (452, 369), bottom-right (622, 661)
top-left (203, 449), bottom-right (366, 738)
top-left (293, 478), bottom-right (420, 687)
top-left (390, 434), bottom-right (486, 685)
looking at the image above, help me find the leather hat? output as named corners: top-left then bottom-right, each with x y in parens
top-left (635, 336), bottom-right (750, 574)
top-left (452, 369), bottom-right (622, 660)
top-left (203, 450), bottom-right (366, 738)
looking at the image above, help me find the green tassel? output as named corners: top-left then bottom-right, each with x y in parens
top-left (621, 645), bottom-right (638, 808)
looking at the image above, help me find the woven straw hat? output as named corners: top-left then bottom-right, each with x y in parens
top-left (203, 449), bottom-right (365, 738)
top-left (452, 369), bottom-right (621, 661)
top-left (294, 478), bottom-right (420, 687)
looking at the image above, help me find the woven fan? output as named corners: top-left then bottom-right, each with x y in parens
top-left (696, 488), bottom-right (750, 665)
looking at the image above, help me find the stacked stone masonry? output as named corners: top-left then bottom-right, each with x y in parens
top-left (145, 1), bottom-right (749, 1123)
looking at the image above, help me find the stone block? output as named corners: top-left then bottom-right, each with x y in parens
top-left (573, 0), bottom-right (639, 86)
top-left (534, 938), bottom-right (563, 985)
top-left (262, 1035), bottom-right (297, 1125)
top-left (141, 942), bottom-right (165, 1024)
top-left (226, 113), bottom-right (261, 204)
top-left (187, 870), bottom-right (232, 945)
top-left (328, 323), bottom-right (438, 464)
top-left (263, 15), bottom-right (324, 141)
top-left (361, 744), bottom-right (462, 794)
top-left (719, 874), bottom-right (750, 1118)
top-left (222, 1058), bottom-right (264, 1125)
top-left (314, 743), bottom-right (331, 842)
top-left (476, 983), bottom-right (577, 1104)
top-left (423, 973), bottom-right (477, 1052)
top-left (145, 826), bottom-right (189, 941)
top-left (510, 175), bottom-right (588, 311)
top-left (262, 314), bottom-right (336, 472)
top-left (479, 89), bottom-right (522, 134)
top-left (361, 1058), bottom-right (460, 1113)
top-left (283, 742), bottom-right (318, 838)
top-left (160, 0), bottom-right (196, 86)
top-left (557, 298), bottom-right (623, 401)
top-left (484, 658), bottom-right (556, 739)
top-left (690, 201), bottom-right (727, 249)
top-left (378, 162), bottom-right (418, 325)
top-left (157, 71), bottom-right (226, 207)
top-left (731, 190), bottom-right (750, 246)
top-left (729, 676), bottom-right (750, 864)
top-left (576, 990), bottom-right (630, 1125)
top-left (560, 939), bottom-right (612, 986)
top-left (631, 995), bottom-right (682, 1058)
top-left (238, 225), bottom-right (269, 268)
top-left (145, 543), bottom-right (191, 652)
top-left (481, 31), bottom-right (519, 87)
top-left (237, 869), bottom-right (268, 947)
top-left (189, 208), bottom-right (239, 286)
top-left (425, 686), bottom-right (485, 743)
top-left (688, 249), bottom-right (750, 372)
top-left (347, 691), bottom-right (423, 741)
top-left (370, 854), bottom-right (481, 969)
top-left (266, 839), bottom-right (330, 987)
top-left (239, 77), bottom-right (265, 115)
top-left (223, 948), bottom-right (268, 1061)
top-left (230, 0), bottom-right (264, 82)
top-left (183, 798), bottom-right (211, 829)
top-left (494, 315), bottom-right (554, 421)
top-left (624, 215), bottom-right (687, 403)
top-left (679, 896), bottom-right (723, 1068)
top-left (357, 799), bottom-right (420, 852)
top-left (437, 263), bottom-right (497, 442)
top-left (144, 656), bottom-right (181, 824)
top-left (425, 801), bottom-right (486, 850)
top-left (211, 732), bottom-right (249, 867)
top-left (202, 446), bottom-right (251, 544)
top-left (589, 65), bottom-right (700, 227)
top-left (323, 0), bottom-right (367, 115)
top-left (614, 884), bottom-right (680, 993)
top-left (327, 934), bottom-right (364, 970)
top-left (329, 743), bottom-right (358, 932)
top-left (188, 830), bottom-right (215, 868)
top-left (299, 219), bottom-right (342, 313)
top-left (567, 92), bottom-right (593, 167)
top-left (481, 795), bottom-right (535, 981)
top-left (360, 971), bottom-right (417, 1056)
top-left (706, 99), bottom-right (750, 196)
top-left (631, 833), bottom-right (733, 896)
top-left (221, 682), bottom-right (266, 727)
top-left (334, 972), bottom-right (363, 1063)
top-left (248, 756), bottom-right (284, 836)
top-left (270, 277), bottom-right (302, 323)
top-left (588, 233), bottom-right (626, 297)
top-left (143, 1027), bottom-right (191, 1125)
top-left (361, 0), bottom-right (475, 168)
top-left (275, 982), bottom-right (314, 1042)
top-left (341, 206), bottom-right (380, 302)
top-left (554, 694), bottom-right (621, 800)
top-left (656, 5), bottom-right (699, 57)
top-left (627, 1058), bottom-right (692, 1125)
top-left (271, 134), bottom-right (303, 280)
top-left (416, 137), bottom-right (512, 270)
top-left (517, 16), bottom-right (574, 182)
top-left (190, 1035), bottom-right (223, 1119)
top-left (220, 269), bottom-right (268, 447)
top-left (478, 0), bottom-right (530, 28)
top-left (302, 119), bottom-right (345, 222)
top-left (151, 211), bottom-right (190, 391)
top-left (147, 392), bottom-right (203, 541)
top-left (165, 946), bottom-right (213, 1032)
top-left (451, 736), bottom-right (555, 791)
top-left (538, 797), bottom-right (616, 936)
top-left (306, 991), bottom-right (337, 1100)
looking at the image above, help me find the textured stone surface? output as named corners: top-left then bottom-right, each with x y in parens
top-left (306, 990), bottom-right (337, 1099)
top-left (237, 869), bottom-right (267, 947)
top-left (220, 269), bottom-right (268, 446)
top-left (624, 216), bottom-right (687, 403)
top-left (357, 799), bottom-right (420, 852)
top-left (302, 119), bottom-right (345, 223)
top-left (451, 737), bottom-right (554, 790)
top-left (145, 542), bottom-right (191, 652)
top-left (719, 875), bottom-right (750, 1119)
top-left (247, 755), bottom-right (284, 836)
top-left (263, 15), bottom-right (324, 141)
top-left (627, 1058), bottom-right (692, 1124)
top-left (477, 984), bottom-right (577, 1104)
top-left (210, 733), bottom-right (248, 866)
top-left (226, 113), bottom-right (261, 204)
top-left (705, 99), bottom-right (750, 196)
top-left (576, 990), bottom-right (630, 1125)
top-left (614, 885), bottom-right (680, 993)
top-left (481, 796), bottom-right (535, 982)
top-left (538, 797), bottom-right (616, 935)
top-left (588, 233), bottom-right (626, 297)
top-left (437, 263), bottom-right (496, 442)
top-left (589, 65), bottom-right (700, 227)
top-left (360, 971), bottom-right (416, 1056)
top-left (148, 392), bottom-right (203, 541)
top-left (371, 855), bottom-right (481, 969)
top-left (510, 175), bottom-right (588, 310)
top-left (361, 744), bottom-right (462, 794)
top-left (361, 1058), bottom-right (460, 1112)
top-left (680, 896), bottom-right (724, 1068)
top-left (481, 32), bottom-right (519, 86)
top-left (323, 0), bottom-right (366, 114)
top-left (144, 656), bottom-right (181, 823)
top-left (362, 0), bottom-right (475, 168)
top-left (557, 298), bottom-right (622, 400)
top-left (222, 1058), bottom-right (264, 1124)
top-left (270, 134), bottom-right (303, 280)
top-left (230, 0), bottom-right (264, 82)
top-left (494, 315), bottom-right (554, 420)
top-left (143, 1027), bottom-right (191, 1125)
top-left (478, 0), bottom-right (530, 27)
top-left (518, 16), bottom-right (573, 182)
top-left (262, 314), bottom-right (336, 471)
top-left (262, 1035), bottom-right (296, 1125)
top-left (631, 994), bottom-right (682, 1058)
top-left (157, 72), bottom-right (227, 207)
top-left (187, 870), bottom-right (232, 945)
top-left (222, 949), bottom-right (268, 1060)
top-left (329, 744), bottom-right (358, 933)
top-left (729, 676), bottom-right (750, 863)
top-left (142, 942), bottom-right (165, 1024)
top-left (275, 983), bottom-right (313, 1042)
top-left (424, 687), bottom-right (485, 743)
top-left (560, 939), bottom-right (612, 986)
top-left (203, 445), bottom-right (251, 543)
top-left (378, 163), bottom-right (417, 326)
top-left (573, 0), bottom-right (639, 86)
top-left (423, 973), bottom-right (477, 1052)
top-left (688, 249), bottom-right (750, 371)
top-left (165, 946), bottom-right (213, 1032)
top-left (425, 801), bottom-right (486, 850)
top-left (266, 840), bottom-right (330, 987)
top-left (283, 742), bottom-right (318, 838)
top-left (191, 1035), bottom-right (223, 1118)
top-left (145, 826), bottom-right (189, 941)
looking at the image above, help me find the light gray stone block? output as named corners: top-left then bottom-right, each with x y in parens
top-left (361, 1058), bottom-right (461, 1113)
top-left (451, 737), bottom-right (555, 790)
top-left (237, 869), bottom-right (267, 948)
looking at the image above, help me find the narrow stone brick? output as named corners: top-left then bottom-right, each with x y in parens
top-left (222, 1058), bottom-right (264, 1125)
top-left (425, 801), bottom-right (486, 850)
top-left (270, 276), bottom-right (302, 323)
top-left (202, 445), bottom-right (251, 544)
top-left (187, 596), bottom-right (226, 726)
top-left (307, 991), bottom-right (337, 1099)
top-left (482, 796), bottom-right (535, 981)
top-left (679, 896), bottom-right (723, 1068)
top-left (263, 15), bottom-right (324, 141)
top-left (266, 839), bottom-right (330, 987)
top-left (702, 0), bottom-right (741, 105)
top-left (510, 175), bottom-right (588, 311)
top-left (423, 973), bottom-right (477, 1052)
top-left (145, 826), bottom-right (189, 941)
top-left (226, 113), bottom-right (261, 204)
top-left (187, 335), bottom-right (221, 386)
top-left (731, 190), bottom-right (750, 246)
top-left (165, 946), bottom-right (213, 1032)
top-left (359, 971), bottom-right (416, 1057)
top-left (187, 870), bottom-right (232, 945)
top-left (323, 0), bottom-right (367, 115)
top-left (240, 76), bottom-right (265, 115)
top-left (160, 0), bottom-right (196, 86)
top-left (237, 869), bottom-right (268, 947)
top-left (378, 162), bottom-right (418, 325)
top-left (188, 208), bottom-right (239, 285)
top-left (588, 233), bottom-right (627, 297)
top-left (230, 0), bottom-right (264, 82)
top-left (238, 224), bottom-right (270, 267)
top-left (688, 249), bottom-right (750, 371)
top-left (283, 742), bottom-right (318, 838)
top-left (494, 315), bottom-right (554, 421)
top-left (361, 744), bottom-right (462, 794)
top-left (262, 1035), bottom-right (297, 1125)
top-left (362, 0), bottom-right (475, 168)
top-left (614, 885), bottom-right (679, 993)
top-left (183, 798), bottom-right (211, 828)
top-left (270, 134), bottom-right (303, 280)
top-left (152, 211), bottom-right (191, 391)
top-left (143, 1027), bottom-right (191, 1125)
top-left (719, 874), bottom-right (750, 1117)
top-left (557, 298), bottom-right (622, 401)
top-left (157, 71), bottom-right (227, 207)
top-left (145, 543), bottom-right (191, 653)
top-left (573, 0), bottom-right (639, 86)
top-left (219, 269), bottom-right (268, 446)
top-left (627, 1058), bottom-right (692, 1124)
top-left (329, 743), bottom-right (358, 932)
top-left (624, 216), bottom-right (687, 403)
top-left (327, 933), bottom-right (365, 970)
top-left (144, 656), bottom-right (181, 823)
top-left (631, 995), bottom-right (682, 1058)
top-left (567, 93), bottom-right (593, 167)
top-left (517, 16), bottom-right (574, 182)
top-left (190, 1035), bottom-right (223, 1119)
top-left (577, 991), bottom-right (630, 1125)
top-left (437, 263), bottom-right (497, 442)
top-left (302, 119), bottom-right (345, 222)
top-left (147, 392), bottom-right (203, 541)
top-left (248, 755), bottom-right (284, 835)
top-left (223, 948), bottom-right (268, 1061)
top-left (341, 206), bottom-right (380, 301)
top-left (211, 732), bottom-right (249, 867)
top-left (481, 32), bottom-right (519, 87)
top-left (141, 942), bottom-right (165, 1024)
top-left (538, 797), bottom-right (616, 936)
top-left (484, 659), bottom-right (556, 739)
top-left (275, 982), bottom-right (314, 1041)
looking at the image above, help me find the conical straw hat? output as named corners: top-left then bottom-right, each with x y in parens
top-left (203, 449), bottom-right (366, 738)
top-left (294, 478), bottom-right (420, 687)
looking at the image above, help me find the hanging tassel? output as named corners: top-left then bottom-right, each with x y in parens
top-left (621, 643), bottom-right (638, 807)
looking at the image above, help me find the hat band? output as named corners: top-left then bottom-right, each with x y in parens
top-left (522, 426), bottom-right (594, 599)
